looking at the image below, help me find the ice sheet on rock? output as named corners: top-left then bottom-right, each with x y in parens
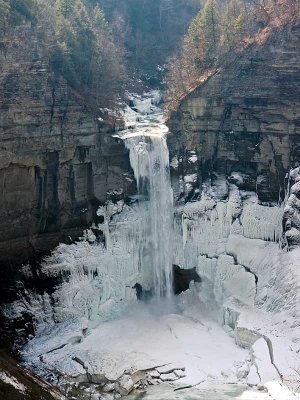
top-left (264, 381), bottom-right (300, 400)
top-left (123, 105), bottom-right (139, 128)
top-left (34, 204), bottom-right (154, 324)
top-left (127, 383), bottom-right (277, 400)
top-left (226, 234), bottom-right (299, 317)
top-left (172, 188), bottom-right (284, 307)
top-left (177, 189), bottom-right (283, 259)
top-left (213, 255), bottom-right (256, 306)
top-left (251, 338), bottom-right (280, 384)
top-left (3, 290), bottom-right (55, 329)
top-left (247, 364), bottom-right (260, 386)
top-left (223, 297), bottom-right (300, 391)
top-left (23, 319), bottom-right (83, 359)
top-left (240, 203), bottom-right (283, 242)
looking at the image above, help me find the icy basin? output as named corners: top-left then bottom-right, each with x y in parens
top-left (127, 383), bottom-right (272, 400)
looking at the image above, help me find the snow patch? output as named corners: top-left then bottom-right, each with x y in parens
top-left (0, 371), bottom-right (26, 393)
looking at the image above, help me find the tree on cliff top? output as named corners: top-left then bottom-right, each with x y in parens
top-left (165, 0), bottom-right (299, 112)
top-left (50, 0), bottom-right (126, 107)
top-left (0, 1), bottom-right (10, 24)
top-left (93, 0), bottom-right (203, 79)
top-left (53, 0), bottom-right (96, 88)
top-left (0, 0), bottom-right (37, 25)
top-left (183, 0), bottom-right (220, 73)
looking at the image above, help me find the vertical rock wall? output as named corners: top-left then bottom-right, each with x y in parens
top-left (167, 24), bottom-right (300, 206)
top-left (0, 24), bottom-right (135, 265)
top-left (166, 25), bottom-right (300, 385)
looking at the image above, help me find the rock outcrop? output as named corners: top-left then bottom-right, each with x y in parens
top-left (0, 24), bottom-right (135, 266)
top-left (0, 349), bottom-right (65, 400)
top-left (167, 24), bottom-right (300, 205)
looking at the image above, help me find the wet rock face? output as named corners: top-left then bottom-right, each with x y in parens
top-left (167, 25), bottom-right (300, 205)
top-left (0, 25), bottom-right (135, 266)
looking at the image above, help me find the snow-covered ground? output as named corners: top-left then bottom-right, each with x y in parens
top-left (127, 382), bottom-right (296, 400)
top-left (20, 287), bottom-right (299, 399)
top-left (22, 297), bottom-right (250, 391)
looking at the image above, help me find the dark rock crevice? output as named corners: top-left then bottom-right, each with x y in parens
top-left (49, 83), bottom-right (55, 135)
top-left (172, 264), bottom-right (201, 295)
top-left (132, 265), bottom-right (202, 301)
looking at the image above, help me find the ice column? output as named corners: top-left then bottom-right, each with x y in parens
top-left (126, 134), bottom-right (174, 298)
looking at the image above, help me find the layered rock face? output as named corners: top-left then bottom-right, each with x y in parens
top-left (167, 24), bottom-right (300, 205)
top-left (165, 24), bottom-right (300, 388)
top-left (0, 24), bottom-right (135, 266)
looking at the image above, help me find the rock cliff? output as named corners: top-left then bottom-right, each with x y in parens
top-left (167, 24), bottom-right (300, 207)
top-left (0, 349), bottom-right (64, 400)
top-left (164, 25), bottom-right (300, 389)
top-left (0, 24), bottom-right (135, 266)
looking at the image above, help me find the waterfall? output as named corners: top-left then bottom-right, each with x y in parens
top-left (123, 106), bottom-right (174, 298)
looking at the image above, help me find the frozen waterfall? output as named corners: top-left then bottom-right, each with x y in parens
top-left (122, 102), bottom-right (174, 298)
top-left (8, 92), bottom-right (300, 400)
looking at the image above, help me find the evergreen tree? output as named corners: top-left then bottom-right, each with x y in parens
top-left (220, 0), bottom-right (248, 52)
top-left (0, 0), bottom-right (37, 25)
top-left (183, 0), bottom-right (220, 71)
top-left (0, 0), bottom-right (10, 25)
top-left (165, 0), bottom-right (276, 112)
top-left (52, 0), bottom-right (97, 88)
top-left (51, 0), bottom-right (125, 106)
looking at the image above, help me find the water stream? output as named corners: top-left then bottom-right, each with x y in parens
top-left (123, 106), bottom-right (174, 298)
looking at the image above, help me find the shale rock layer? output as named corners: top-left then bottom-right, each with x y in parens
top-left (0, 24), bottom-right (135, 265)
top-left (167, 24), bottom-right (300, 205)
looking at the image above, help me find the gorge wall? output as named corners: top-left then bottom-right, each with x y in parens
top-left (167, 23), bottom-right (300, 207)
top-left (0, 23), bottom-right (135, 267)
top-left (1, 19), bottom-right (300, 396)
top-left (165, 23), bottom-right (300, 388)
